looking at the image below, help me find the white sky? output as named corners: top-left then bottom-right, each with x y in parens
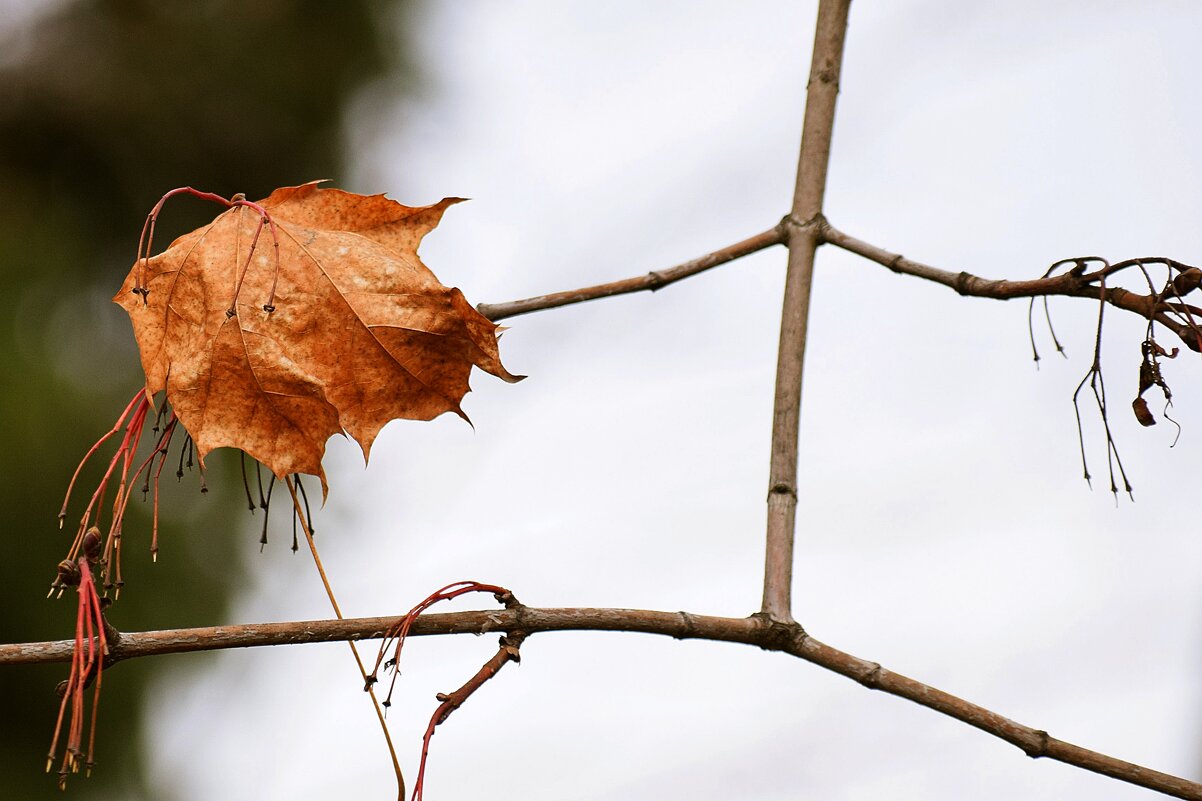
top-left (142, 2), bottom-right (1202, 799)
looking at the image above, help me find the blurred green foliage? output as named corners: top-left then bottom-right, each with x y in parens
top-left (0, 1), bottom-right (415, 797)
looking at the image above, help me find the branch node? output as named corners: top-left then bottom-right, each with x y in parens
top-left (101, 618), bottom-right (123, 661)
top-left (779, 211), bottom-right (825, 235)
top-left (494, 590), bottom-right (522, 610)
top-left (815, 216), bottom-right (832, 243)
top-left (1023, 730), bottom-right (1052, 759)
top-left (510, 602), bottom-right (528, 633)
top-left (859, 662), bottom-right (883, 689)
top-left (954, 271), bottom-right (974, 295)
top-left (674, 611), bottom-right (698, 640)
top-left (776, 214), bottom-right (794, 238)
top-left (750, 611), bottom-right (806, 650)
top-left (768, 482), bottom-right (797, 500)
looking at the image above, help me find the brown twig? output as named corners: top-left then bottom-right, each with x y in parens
top-left (475, 227), bottom-right (785, 322)
top-left (820, 223), bottom-right (1202, 350)
top-left (761, 0), bottom-right (852, 622)
top-left (3, 607), bottom-right (1198, 800)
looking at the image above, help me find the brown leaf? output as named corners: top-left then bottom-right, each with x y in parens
top-left (1132, 397), bottom-right (1156, 427)
top-left (1172, 267), bottom-right (1202, 297)
top-left (115, 182), bottom-right (521, 492)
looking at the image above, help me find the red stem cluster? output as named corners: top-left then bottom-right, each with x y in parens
top-left (46, 530), bottom-right (110, 787)
top-left (57, 389), bottom-right (150, 590)
top-left (57, 388), bottom-right (186, 593)
top-left (50, 387), bottom-right (195, 785)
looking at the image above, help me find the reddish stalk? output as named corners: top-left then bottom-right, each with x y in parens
top-left (134, 187), bottom-right (281, 312)
top-left (147, 418), bottom-right (179, 559)
top-left (367, 581), bottom-right (510, 707)
top-left (58, 390), bottom-right (144, 528)
top-left (228, 214), bottom-right (267, 317)
top-left (284, 477), bottom-right (405, 801)
top-left (58, 393), bottom-right (187, 597)
top-left (56, 390), bottom-right (152, 588)
top-left (411, 630), bottom-right (526, 801)
top-left (111, 413), bottom-right (179, 563)
top-left (46, 530), bottom-right (108, 787)
top-left (68, 396), bottom-right (148, 577)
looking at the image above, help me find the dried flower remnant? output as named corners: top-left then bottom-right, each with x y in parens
top-left (1027, 255), bottom-right (1202, 499)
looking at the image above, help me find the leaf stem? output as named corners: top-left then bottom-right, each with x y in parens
top-left (283, 476), bottom-right (405, 801)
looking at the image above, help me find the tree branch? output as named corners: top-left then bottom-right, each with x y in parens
top-left (820, 222), bottom-right (1202, 350)
top-left (476, 227), bottom-right (785, 322)
top-left (762, 0), bottom-right (852, 622)
top-left (3, 607), bottom-right (1199, 800)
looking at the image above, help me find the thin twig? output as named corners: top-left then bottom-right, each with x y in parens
top-left (475, 227), bottom-right (785, 322)
top-left (412, 600), bottom-right (525, 801)
top-left (821, 223), bottom-right (1202, 350)
top-left (3, 608), bottom-right (1198, 800)
top-left (762, 0), bottom-right (852, 622)
top-left (284, 477), bottom-right (405, 801)
top-left (412, 630), bottom-right (526, 801)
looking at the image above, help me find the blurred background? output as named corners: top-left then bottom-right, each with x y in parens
top-left (0, 0), bottom-right (419, 797)
top-left (2, 1), bottom-right (1202, 800)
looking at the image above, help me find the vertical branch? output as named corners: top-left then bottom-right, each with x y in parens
top-left (762, 0), bottom-right (852, 621)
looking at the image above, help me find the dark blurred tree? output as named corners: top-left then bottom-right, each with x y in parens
top-left (0, 1), bottom-right (417, 797)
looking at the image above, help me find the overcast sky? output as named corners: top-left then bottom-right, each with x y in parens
top-left (132, 3), bottom-right (1202, 799)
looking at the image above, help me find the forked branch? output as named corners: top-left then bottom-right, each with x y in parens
top-left (26, 3), bottom-right (1202, 798)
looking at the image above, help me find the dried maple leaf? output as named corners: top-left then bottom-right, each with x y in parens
top-left (50, 183), bottom-right (520, 785)
top-left (114, 182), bottom-right (522, 492)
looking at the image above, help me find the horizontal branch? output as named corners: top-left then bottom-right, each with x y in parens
top-left (821, 222), bottom-right (1202, 350)
top-left (476, 226), bottom-right (785, 321)
top-left (3, 607), bottom-right (1199, 800)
